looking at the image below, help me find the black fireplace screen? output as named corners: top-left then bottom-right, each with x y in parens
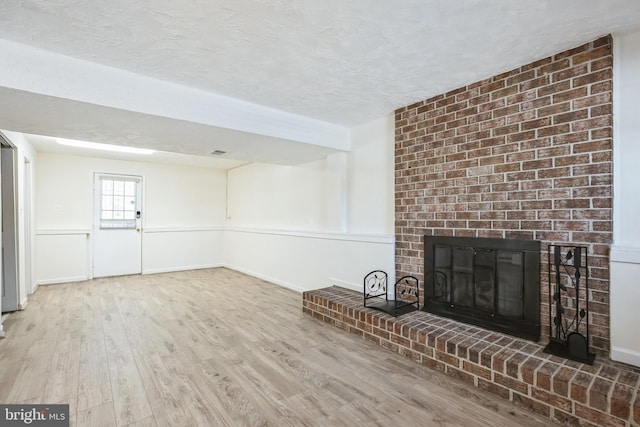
top-left (424, 236), bottom-right (541, 341)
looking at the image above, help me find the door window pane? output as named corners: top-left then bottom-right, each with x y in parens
top-left (124, 181), bottom-right (136, 195)
top-left (124, 196), bottom-right (135, 211)
top-left (102, 195), bottom-right (113, 210)
top-left (102, 180), bottom-right (113, 194)
top-left (99, 177), bottom-right (138, 229)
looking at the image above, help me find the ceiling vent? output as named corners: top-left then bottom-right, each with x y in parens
top-left (210, 150), bottom-right (226, 156)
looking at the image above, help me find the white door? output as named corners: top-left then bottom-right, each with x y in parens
top-left (93, 173), bottom-right (142, 278)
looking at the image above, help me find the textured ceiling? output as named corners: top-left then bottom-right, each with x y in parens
top-left (1, 1), bottom-right (640, 164)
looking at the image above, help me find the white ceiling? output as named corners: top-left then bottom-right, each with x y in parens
top-left (1, 1), bottom-right (640, 167)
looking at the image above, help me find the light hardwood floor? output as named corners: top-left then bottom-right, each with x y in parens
top-left (0, 268), bottom-right (557, 426)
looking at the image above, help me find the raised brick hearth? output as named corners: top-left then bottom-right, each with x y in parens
top-left (303, 287), bottom-right (640, 427)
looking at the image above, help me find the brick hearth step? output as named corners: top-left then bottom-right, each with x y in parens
top-left (303, 286), bottom-right (640, 427)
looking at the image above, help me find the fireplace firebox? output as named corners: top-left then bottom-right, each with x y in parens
top-left (424, 236), bottom-right (541, 341)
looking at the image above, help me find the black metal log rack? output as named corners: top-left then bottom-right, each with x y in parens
top-left (363, 270), bottom-right (419, 317)
top-left (544, 245), bottom-right (595, 364)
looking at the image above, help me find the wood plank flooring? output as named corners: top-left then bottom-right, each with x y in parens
top-left (0, 268), bottom-right (558, 426)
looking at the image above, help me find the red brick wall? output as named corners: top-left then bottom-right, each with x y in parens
top-left (394, 36), bottom-right (613, 355)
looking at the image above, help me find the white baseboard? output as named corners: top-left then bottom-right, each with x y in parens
top-left (224, 264), bottom-right (307, 293)
top-left (18, 298), bottom-right (28, 310)
top-left (142, 263), bottom-right (223, 275)
top-left (611, 346), bottom-right (640, 368)
top-left (35, 276), bottom-right (89, 286)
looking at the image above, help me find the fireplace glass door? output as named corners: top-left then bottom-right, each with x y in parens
top-left (425, 236), bottom-right (540, 341)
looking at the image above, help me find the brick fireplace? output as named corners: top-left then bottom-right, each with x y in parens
top-left (394, 35), bottom-right (613, 355)
top-left (303, 35), bottom-right (640, 427)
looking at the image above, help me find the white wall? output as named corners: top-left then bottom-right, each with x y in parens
top-left (348, 115), bottom-right (395, 234)
top-left (143, 228), bottom-right (224, 274)
top-left (19, 113), bottom-right (393, 308)
top-left (35, 152), bottom-right (226, 284)
top-left (225, 114), bottom-right (396, 292)
top-left (611, 31), bottom-right (640, 367)
top-left (224, 229), bottom-right (394, 292)
top-left (226, 161), bottom-right (335, 231)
